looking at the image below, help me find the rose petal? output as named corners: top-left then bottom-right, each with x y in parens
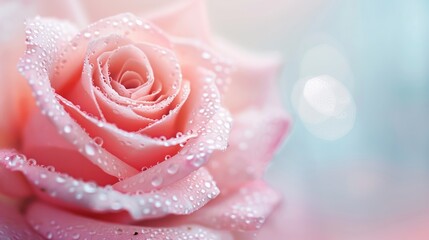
top-left (0, 166), bottom-right (32, 198)
top-left (244, 202), bottom-right (292, 240)
top-left (90, 43), bottom-right (183, 131)
top-left (30, 0), bottom-right (88, 26)
top-left (0, 150), bottom-right (220, 221)
top-left (22, 110), bottom-right (119, 185)
top-left (26, 201), bottom-right (233, 240)
top-left (208, 107), bottom-right (290, 193)
top-left (79, 1), bottom-right (169, 22)
top-left (57, 90), bottom-right (195, 171)
top-left (52, 14), bottom-right (171, 92)
top-left (0, 197), bottom-right (44, 240)
top-left (0, 150), bottom-right (32, 198)
top-left (89, 36), bottom-right (158, 106)
top-left (173, 38), bottom-right (232, 95)
top-left (149, 0), bottom-right (211, 42)
top-left (19, 16), bottom-right (140, 179)
top-left (113, 106), bottom-right (231, 193)
top-left (215, 38), bottom-right (284, 113)
top-left (0, 1), bottom-right (36, 148)
top-left (186, 181), bottom-right (281, 231)
top-left (110, 60), bottom-right (231, 192)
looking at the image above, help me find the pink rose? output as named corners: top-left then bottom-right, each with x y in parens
top-left (0, 0), bottom-right (289, 239)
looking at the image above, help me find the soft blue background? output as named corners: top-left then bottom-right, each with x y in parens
top-left (208, 0), bottom-right (429, 236)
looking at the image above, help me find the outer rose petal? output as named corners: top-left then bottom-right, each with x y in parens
top-left (216, 38), bottom-right (285, 112)
top-left (0, 150), bottom-right (33, 199)
top-left (0, 197), bottom-right (44, 240)
top-left (0, 164), bottom-right (32, 198)
top-left (22, 110), bottom-right (118, 185)
top-left (146, 0), bottom-right (286, 112)
top-left (79, 1), bottom-right (170, 22)
top-left (207, 108), bottom-right (290, 193)
top-left (182, 181), bottom-right (281, 232)
top-left (0, 1), bottom-right (33, 148)
top-left (148, 0), bottom-right (211, 42)
top-left (26, 201), bottom-right (233, 240)
top-left (233, 202), bottom-right (289, 240)
top-left (26, 0), bottom-right (88, 26)
top-left (0, 150), bottom-right (220, 221)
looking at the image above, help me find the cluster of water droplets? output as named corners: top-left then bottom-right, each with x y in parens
top-left (205, 183), bottom-right (280, 231)
top-left (114, 107), bottom-right (231, 193)
top-left (1, 151), bottom-right (219, 221)
top-left (12, 15), bottom-right (245, 237)
top-left (19, 26), bottom-right (137, 180)
top-left (20, 13), bottom-right (232, 182)
top-left (205, 108), bottom-right (289, 199)
top-left (29, 215), bottom-right (226, 240)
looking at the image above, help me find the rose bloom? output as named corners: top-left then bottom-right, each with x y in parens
top-left (0, 0), bottom-right (289, 239)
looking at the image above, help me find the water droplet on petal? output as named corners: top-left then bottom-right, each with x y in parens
top-left (56, 176), bottom-right (66, 183)
top-left (94, 136), bottom-right (104, 146)
top-left (115, 228), bottom-right (123, 235)
top-left (83, 182), bottom-right (97, 193)
top-left (84, 143), bottom-right (96, 156)
top-left (46, 166), bottom-right (55, 172)
top-left (202, 52), bottom-right (211, 59)
top-left (28, 158), bottom-right (37, 166)
top-left (151, 175), bottom-right (163, 187)
top-left (167, 163), bottom-right (179, 175)
top-left (63, 125), bottom-right (72, 134)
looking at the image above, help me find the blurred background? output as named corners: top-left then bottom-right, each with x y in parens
top-left (207, 0), bottom-right (429, 239)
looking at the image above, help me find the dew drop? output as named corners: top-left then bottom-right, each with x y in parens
top-left (112, 201), bottom-right (122, 210)
top-left (56, 176), bottom-right (66, 183)
top-left (63, 125), bottom-right (72, 134)
top-left (84, 143), bottom-right (96, 156)
top-left (94, 136), bottom-right (104, 146)
top-left (202, 52), bottom-right (211, 59)
top-left (167, 163), bottom-right (179, 175)
top-left (83, 32), bottom-right (91, 38)
top-left (46, 166), bottom-right (55, 172)
top-left (191, 158), bottom-right (205, 168)
top-left (151, 175), bottom-right (163, 187)
top-left (83, 182), bottom-right (97, 193)
top-left (28, 158), bottom-right (37, 166)
top-left (115, 228), bottom-right (123, 235)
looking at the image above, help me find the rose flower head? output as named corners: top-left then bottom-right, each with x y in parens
top-left (0, 1), bottom-right (290, 239)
